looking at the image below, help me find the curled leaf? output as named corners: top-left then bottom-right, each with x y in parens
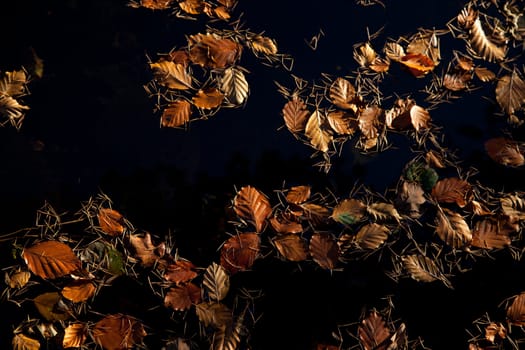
top-left (192, 87), bottom-right (224, 109)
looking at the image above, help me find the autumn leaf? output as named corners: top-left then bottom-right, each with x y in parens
top-left (63, 323), bottom-right (88, 348)
top-left (485, 137), bottom-right (525, 167)
top-left (507, 292), bottom-right (525, 326)
top-left (219, 67), bottom-right (249, 105)
top-left (6, 270), bottom-right (31, 289)
top-left (269, 211), bottom-right (303, 234)
top-left (34, 292), bottom-right (70, 321)
top-left (327, 110), bottom-right (358, 135)
top-left (0, 70), bottom-right (27, 97)
top-left (309, 232), bottom-right (339, 270)
top-left (161, 99), bottom-right (192, 128)
top-left (131, 0), bottom-right (174, 10)
top-left (500, 195), bottom-right (525, 220)
top-left (234, 185), bottom-right (272, 232)
top-left (397, 181), bottom-right (426, 218)
top-left (305, 110), bottom-right (332, 153)
top-left (401, 254), bottom-right (452, 288)
top-left (495, 68), bottom-right (525, 117)
top-left (285, 185), bottom-right (311, 204)
top-left (329, 77), bottom-right (359, 111)
top-left (196, 302), bottom-right (232, 328)
top-left (358, 310), bottom-right (391, 350)
top-left (331, 198), bottom-right (367, 225)
top-left (355, 223), bottom-right (390, 249)
top-left (431, 177), bottom-right (472, 207)
top-left (367, 202), bottom-right (402, 222)
top-left (398, 53), bottom-right (435, 77)
top-left (358, 105), bottom-right (382, 142)
top-left (13, 333), bottom-right (40, 350)
top-left (189, 33), bottom-right (242, 69)
top-left (93, 314), bottom-right (146, 350)
top-left (149, 60), bottom-right (192, 90)
top-left (471, 218), bottom-right (511, 249)
top-left (61, 279), bottom-right (96, 303)
top-left (178, 0), bottom-right (204, 14)
top-left (192, 87), bottom-right (225, 109)
top-left (435, 208), bottom-right (472, 249)
top-left (22, 241), bottom-right (81, 280)
top-left (220, 233), bottom-right (260, 274)
top-left (164, 283), bottom-right (201, 311)
top-left (249, 35), bottom-right (278, 56)
top-left (128, 232), bottom-right (166, 267)
top-left (97, 208), bottom-right (126, 236)
top-left (273, 234), bottom-right (308, 262)
top-left (203, 262), bottom-right (230, 302)
top-left (164, 259), bottom-right (198, 284)
top-left (461, 9), bottom-right (506, 62)
top-left (282, 96), bottom-right (310, 134)
top-left (0, 95), bottom-right (29, 129)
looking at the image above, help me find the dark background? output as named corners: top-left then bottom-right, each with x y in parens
top-left (1, 0), bottom-right (525, 349)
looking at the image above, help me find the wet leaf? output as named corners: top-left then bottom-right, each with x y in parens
top-left (331, 198), bottom-right (367, 225)
top-left (309, 232), bottom-right (339, 270)
top-left (485, 137), bottom-right (525, 167)
top-left (93, 314), bottom-right (146, 350)
top-left (192, 87), bottom-right (224, 109)
top-left (164, 283), bottom-right (201, 311)
top-left (63, 323), bottom-right (88, 348)
top-left (98, 208), bottom-right (126, 236)
top-left (34, 292), bottom-right (70, 321)
top-left (161, 99), bottom-right (192, 128)
top-left (435, 208), bottom-right (472, 249)
top-left (62, 279), bottom-right (96, 303)
top-left (273, 235), bottom-right (308, 262)
top-left (150, 60), bottom-right (192, 90)
top-left (22, 241), bottom-right (81, 280)
top-left (282, 96), bottom-right (309, 134)
top-left (220, 233), bottom-right (260, 274)
top-left (355, 223), bottom-right (390, 249)
top-left (203, 262), bottom-right (230, 302)
top-left (13, 333), bottom-right (40, 350)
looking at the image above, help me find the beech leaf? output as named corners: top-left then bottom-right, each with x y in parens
top-left (273, 234), bottom-right (308, 262)
top-left (233, 185), bottom-right (272, 232)
top-left (401, 254), bottom-right (452, 288)
top-left (22, 241), bottom-right (81, 280)
top-left (435, 208), bottom-right (472, 249)
top-left (63, 323), bottom-right (88, 349)
top-left (305, 110), bottom-right (332, 153)
top-left (93, 314), bottom-right (146, 350)
top-left (219, 66), bottom-right (249, 105)
top-left (203, 262), bottom-right (230, 302)
top-left (309, 232), bottom-right (339, 270)
top-left (220, 233), bottom-right (260, 274)
top-left (282, 96), bottom-right (309, 134)
top-left (495, 68), bottom-right (525, 117)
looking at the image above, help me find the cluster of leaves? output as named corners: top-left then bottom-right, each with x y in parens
top-left (0, 69), bottom-right (30, 130)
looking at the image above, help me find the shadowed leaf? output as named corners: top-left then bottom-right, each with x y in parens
top-left (164, 259), bottom-right (198, 284)
top-left (129, 232), bottom-right (166, 267)
top-left (507, 292), bottom-right (525, 326)
top-left (196, 302), bottom-right (232, 328)
top-left (164, 283), bottom-right (201, 311)
top-left (431, 177), bottom-right (472, 207)
top-left (93, 314), bottom-right (146, 350)
top-left (309, 232), bottom-right (339, 270)
top-left (485, 137), bottom-right (525, 167)
top-left (34, 292), bottom-right (70, 321)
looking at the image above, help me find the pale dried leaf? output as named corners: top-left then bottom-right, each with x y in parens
top-left (305, 110), bottom-right (332, 153)
top-left (327, 110), bottom-right (358, 135)
top-left (474, 67), bottom-right (495, 82)
top-left (495, 69), bottom-right (525, 116)
top-left (500, 195), bottom-right (525, 220)
top-left (203, 262), bottom-right (230, 302)
top-left (250, 35), bottom-right (278, 55)
top-left (282, 96), bottom-right (309, 133)
top-left (435, 208), bottom-right (472, 249)
top-left (220, 67), bottom-right (249, 105)
top-left (329, 77), bottom-right (358, 110)
top-left (398, 181), bottom-right (426, 218)
top-left (150, 60), bottom-right (192, 90)
top-left (7, 270), bottom-right (31, 289)
top-left (507, 292), bottom-right (525, 326)
top-left (468, 17), bottom-right (506, 62)
top-left (358, 105), bottom-right (382, 141)
top-left (129, 232), bottom-right (165, 267)
top-left (367, 202), bottom-right (402, 221)
top-left (355, 223), bottom-right (390, 249)
top-left (0, 70), bottom-right (27, 97)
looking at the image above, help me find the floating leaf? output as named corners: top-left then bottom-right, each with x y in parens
top-left (234, 185), bottom-right (272, 232)
top-left (401, 254), bottom-right (452, 288)
top-left (329, 77), bottom-right (358, 111)
top-left (507, 292), bottom-right (525, 326)
top-left (273, 235), bottom-right (308, 262)
top-left (219, 67), bottom-right (249, 105)
top-left (13, 333), bottom-right (40, 350)
top-left (435, 208), bottom-right (472, 249)
top-left (22, 241), bottom-right (81, 280)
top-left (305, 110), bottom-right (332, 153)
top-left (192, 87), bottom-right (225, 109)
top-left (164, 283), bottom-right (201, 311)
top-left (282, 96), bottom-right (309, 133)
top-left (485, 137), bottom-right (525, 167)
top-left (309, 232), bottom-right (339, 270)
top-left (358, 310), bottom-right (391, 350)
top-left (62, 279), bottom-right (96, 303)
top-left (331, 198), bottom-right (367, 225)
top-left (63, 323), bottom-right (87, 349)
top-left (164, 259), bottom-right (198, 284)
top-left (149, 60), bottom-right (192, 90)
top-left (355, 223), bottom-right (390, 249)
top-left (93, 314), bottom-right (146, 350)
top-left (495, 68), bottom-right (525, 117)
top-left (471, 218), bottom-right (511, 249)
top-left (97, 208), bottom-right (126, 236)
top-left (129, 232), bottom-right (166, 267)
top-left (196, 302), bottom-right (232, 328)
top-left (34, 292), bottom-right (70, 321)
top-left (220, 233), bottom-right (260, 274)
top-left (431, 177), bottom-right (472, 207)
top-left (161, 99), bottom-right (192, 128)
top-left (203, 262), bottom-right (230, 302)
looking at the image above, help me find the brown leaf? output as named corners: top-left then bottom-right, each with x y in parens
top-left (161, 99), bottom-right (192, 128)
top-left (358, 310), bottom-right (391, 350)
top-left (129, 232), bottom-right (166, 267)
top-left (164, 283), bottom-right (201, 311)
top-left (149, 60), bottom-right (192, 90)
top-left (485, 137), bottom-right (525, 167)
top-left (443, 71), bottom-right (472, 91)
top-left (234, 185), bottom-right (272, 232)
top-left (401, 254), bottom-right (452, 288)
top-left (273, 235), bottom-right (308, 262)
top-left (425, 150), bottom-right (446, 168)
top-left (7, 270), bottom-right (31, 289)
top-left (282, 96), bottom-right (310, 133)
top-left (93, 314), bottom-right (146, 350)
top-left (358, 105), bottom-right (382, 141)
top-left (192, 87), bottom-right (224, 109)
top-left (189, 33), bottom-right (242, 69)
top-left (22, 241), bottom-right (81, 280)
top-left (327, 110), bottom-right (358, 135)
top-left (136, 0), bottom-right (174, 10)
top-left (495, 68), bottom-right (525, 116)
top-left (63, 323), bottom-right (88, 348)
top-left (34, 292), bottom-right (70, 321)
top-left (507, 292), bottom-right (525, 326)
top-left (13, 333), bottom-right (40, 350)
top-left (398, 181), bottom-right (426, 218)
top-left (61, 279), bottom-right (96, 303)
top-left (98, 208), bottom-right (126, 236)
top-left (178, 0), bottom-right (204, 14)
top-left (203, 262), bottom-right (230, 302)
top-left (367, 202), bottom-right (402, 222)
top-left (431, 177), bottom-right (472, 207)
top-left (474, 67), bottom-right (495, 82)
top-left (354, 42), bottom-right (378, 68)
top-left (331, 198), bottom-right (367, 225)
top-left (219, 67), bottom-right (249, 105)
top-left (196, 302), bottom-right (232, 328)
top-left (329, 77), bottom-right (359, 111)
top-left (500, 195), bottom-right (525, 220)
top-left (309, 232), bottom-right (339, 270)
top-left (269, 212), bottom-right (303, 234)
top-left (471, 218), bottom-right (511, 249)
top-left (468, 16), bottom-right (506, 62)
top-left (398, 53), bottom-right (435, 77)
top-left (485, 322), bottom-right (506, 343)
top-left (164, 259), bottom-right (198, 284)
top-left (305, 110), bottom-right (333, 153)
top-left (301, 203), bottom-right (331, 226)
top-left (407, 31), bottom-right (441, 64)
top-left (249, 35), bottom-right (278, 56)
top-left (355, 223), bottom-right (390, 249)
top-left (220, 233), bottom-right (260, 274)
top-left (435, 208), bottom-right (472, 249)
top-left (285, 185), bottom-right (311, 204)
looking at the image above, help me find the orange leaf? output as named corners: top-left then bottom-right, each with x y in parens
top-left (309, 232), bottom-right (339, 270)
top-left (329, 77), bottom-right (359, 111)
top-left (149, 60), bottom-right (192, 90)
top-left (62, 279), bottom-right (96, 303)
top-left (327, 110), bottom-right (358, 135)
top-left (358, 310), bottom-right (391, 350)
top-left (93, 314), bottom-right (146, 350)
top-left (22, 241), bottom-right (81, 280)
top-left (189, 33), bottom-right (242, 68)
top-left (161, 99), bottom-right (192, 128)
top-left (12, 333), bottom-right (40, 350)
top-left (431, 177), bottom-right (472, 207)
top-left (358, 105), bottom-right (382, 140)
top-left (97, 208), bottom-right (126, 236)
top-left (485, 137), bottom-right (525, 167)
top-left (164, 283), bottom-right (201, 311)
top-left (269, 212), bottom-right (303, 234)
top-left (399, 53), bottom-right (435, 77)
top-left (164, 259), bottom-right (198, 284)
top-left (273, 235), bottom-right (308, 262)
top-left (285, 185), bottom-right (311, 204)
top-left (136, 0), bottom-right (174, 10)
top-left (435, 208), bottom-right (472, 249)
top-left (233, 185), bottom-right (272, 232)
top-left (129, 232), bottom-right (166, 267)
top-left (63, 323), bottom-right (88, 348)
top-left (178, 0), bottom-right (204, 14)
top-left (471, 218), bottom-right (511, 249)
top-left (192, 87), bottom-right (224, 109)
top-left (7, 270), bottom-right (31, 289)
top-left (507, 292), bottom-right (525, 326)
top-left (249, 35), bottom-right (278, 56)
top-left (282, 96), bottom-right (309, 133)
top-left (220, 233), bottom-right (260, 274)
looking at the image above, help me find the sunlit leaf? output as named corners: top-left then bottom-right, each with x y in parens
top-left (61, 279), bottom-right (96, 303)
top-left (282, 96), bottom-right (310, 134)
top-left (398, 53), bottom-right (435, 77)
top-left (305, 110), bottom-right (332, 153)
top-left (128, 232), bottom-right (166, 267)
top-left (485, 323), bottom-right (506, 343)
top-left (273, 235), bottom-right (308, 262)
top-left (13, 333), bottom-right (40, 350)
top-left (164, 283), bottom-right (201, 311)
top-left (443, 71), bottom-right (472, 91)
top-left (401, 254), bottom-right (452, 288)
top-left (203, 262), bottom-right (230, 302)
top-left (431, 177), bottom-right (472, 207)
top-left (435, 208), bottom-right (472, 249)
top-left (0, 95), bottom-right (29, 129)
top-left (329, 77), bottom-right (359, 111)
top-left (367, 202), bottom-right (402, 221)
top-left (309, 232), bottom-right (339, 270)
top-left (473, 67), bottom-right (495, 82)
top-left (507, 292), bottom-right (525, 326)
top-left (331, 198), bottom-right (367, 225)
top-left (233, 185), bottom-right (272, 232)
top-left (161, 99), bottom-right (192, 128)
top-left (132, 0), bottom-right (174, 10)
top-left (192, 87), bottom-right (225, 109)
top-left (269, 212), bottom-right (303, 234)
top-left (150, 60), bottom-right (192, 90)
top-left (178, 0), bottom-right (204, 14)
top-left (327, 110), bottom-right (358, 135)
top-left (98, 208), bottom-right (126, 236)
top-left (355, 223), bottom-right (390, 249)
top-left (468, 15), bottom-right (506, 62)
top-left (219, 67), bottom-right (249, 105)
top-left (34, 292), bottom-right (70, 321)
top-left (93, 314), bottom-right (146, 350)
top-left (220, 233), bottom-right (260, 274)
top-left (22, 241), bottom-right (81, 280)
top-left (358, 310), bottom-right (391, 350)
top-left (249, 35), bottom-right (278, 56)
top-left (471, 218), bottom-right (511, 249)
top-left (63, 323), bottom-right (88, 349)
top-left (358, 105), bottom-right (382, 141)
top-left (495, 68), bottom-right (525, 117)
